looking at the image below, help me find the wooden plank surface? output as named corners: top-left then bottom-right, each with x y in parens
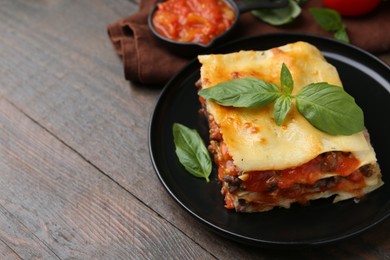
top-left (0, 0), bottom-right (389, 259)
top-left (0, 98), bottom-right (214, 259)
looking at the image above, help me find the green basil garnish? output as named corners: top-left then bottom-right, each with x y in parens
top-left (272, 63), bottom-right (294, 125)
top-left (198, 63), bottom-right (364, 135)
top-left (274, 95), bottom-right (293, 126)
top-left (334, 27), bottom-right (349, 43)
top-left (309, 8), bottom-right (350, 43)
top-left (172, 123), bottom-right (211, 182)
top-left (198, 77), bottom-right (281, 108)
top-left (280, 63), bottom-right (294, 95)
top-left (249, 0), bottom-right (302, 26)
top-left (296, 83), bottom-right (364, 135)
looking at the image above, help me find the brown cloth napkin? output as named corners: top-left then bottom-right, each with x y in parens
top-left (107, 0), bottom-right (390, 85)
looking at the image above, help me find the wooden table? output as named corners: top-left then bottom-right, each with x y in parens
top-left (0, 1), bottom-right (389, 259)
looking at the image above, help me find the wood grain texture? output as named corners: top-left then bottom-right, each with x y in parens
top-left (0, 203), bottom-right (58, 259)
top-left (0, 240), bottom-right (21, 260)
top-left (0, 0), bottom-right (389, 259)
top-left (0, 99), bottom-right (213, 259)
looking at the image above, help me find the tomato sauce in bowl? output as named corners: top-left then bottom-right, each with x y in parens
top-left (148, 0), bottom-right (288, 57)
top-left (152, 0), bottom-right (236, 46)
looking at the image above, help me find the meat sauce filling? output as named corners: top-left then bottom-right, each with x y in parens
top-left (202, 107), bottom-right (371, 209)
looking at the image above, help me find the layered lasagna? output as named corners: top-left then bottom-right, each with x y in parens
top-left (197, 41), bottom-right (383, 212)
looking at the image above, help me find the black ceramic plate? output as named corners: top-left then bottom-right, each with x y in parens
top-left (149, 33), bottom-right (390, 248)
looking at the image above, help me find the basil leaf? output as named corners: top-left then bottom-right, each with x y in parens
top-left (296, 83), bottom-right (364, 135)
top-left (281, 63), bottom-right (294, 95)
top-left (274, 95), bottom-right (292, 125)
top-left (335, 27), bottom-right (349, 43)
top-left (309, 8), bottom-right (350, 43)
top-left (250, 0), bottom-right (301, 26)
top-left (173, 123), bottom-right (211, 182)
top-left (274, 64), bottom-right (293, 125)
top-left (309, 8), bottom-right (343, 31)
top-left (198, 77), bottom-right (281, 108)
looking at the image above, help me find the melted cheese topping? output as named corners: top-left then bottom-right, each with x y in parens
top-left (198, 42), bottom-right (377, 172)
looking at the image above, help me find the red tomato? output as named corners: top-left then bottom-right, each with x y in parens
top-left (321, 0), bottom-right (381, 16)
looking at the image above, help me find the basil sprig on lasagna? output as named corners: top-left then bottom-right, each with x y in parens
top-left (198, 63), bottom-right (364, 136)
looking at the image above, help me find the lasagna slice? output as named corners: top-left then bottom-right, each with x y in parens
top-left (197, 41), bottom-right (383, 212)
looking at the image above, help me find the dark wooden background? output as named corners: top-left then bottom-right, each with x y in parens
top-left (0, 0), bottom-right (389, 259)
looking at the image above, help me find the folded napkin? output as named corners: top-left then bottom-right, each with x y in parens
top-left (108, 0), bottom-right (390, 85)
